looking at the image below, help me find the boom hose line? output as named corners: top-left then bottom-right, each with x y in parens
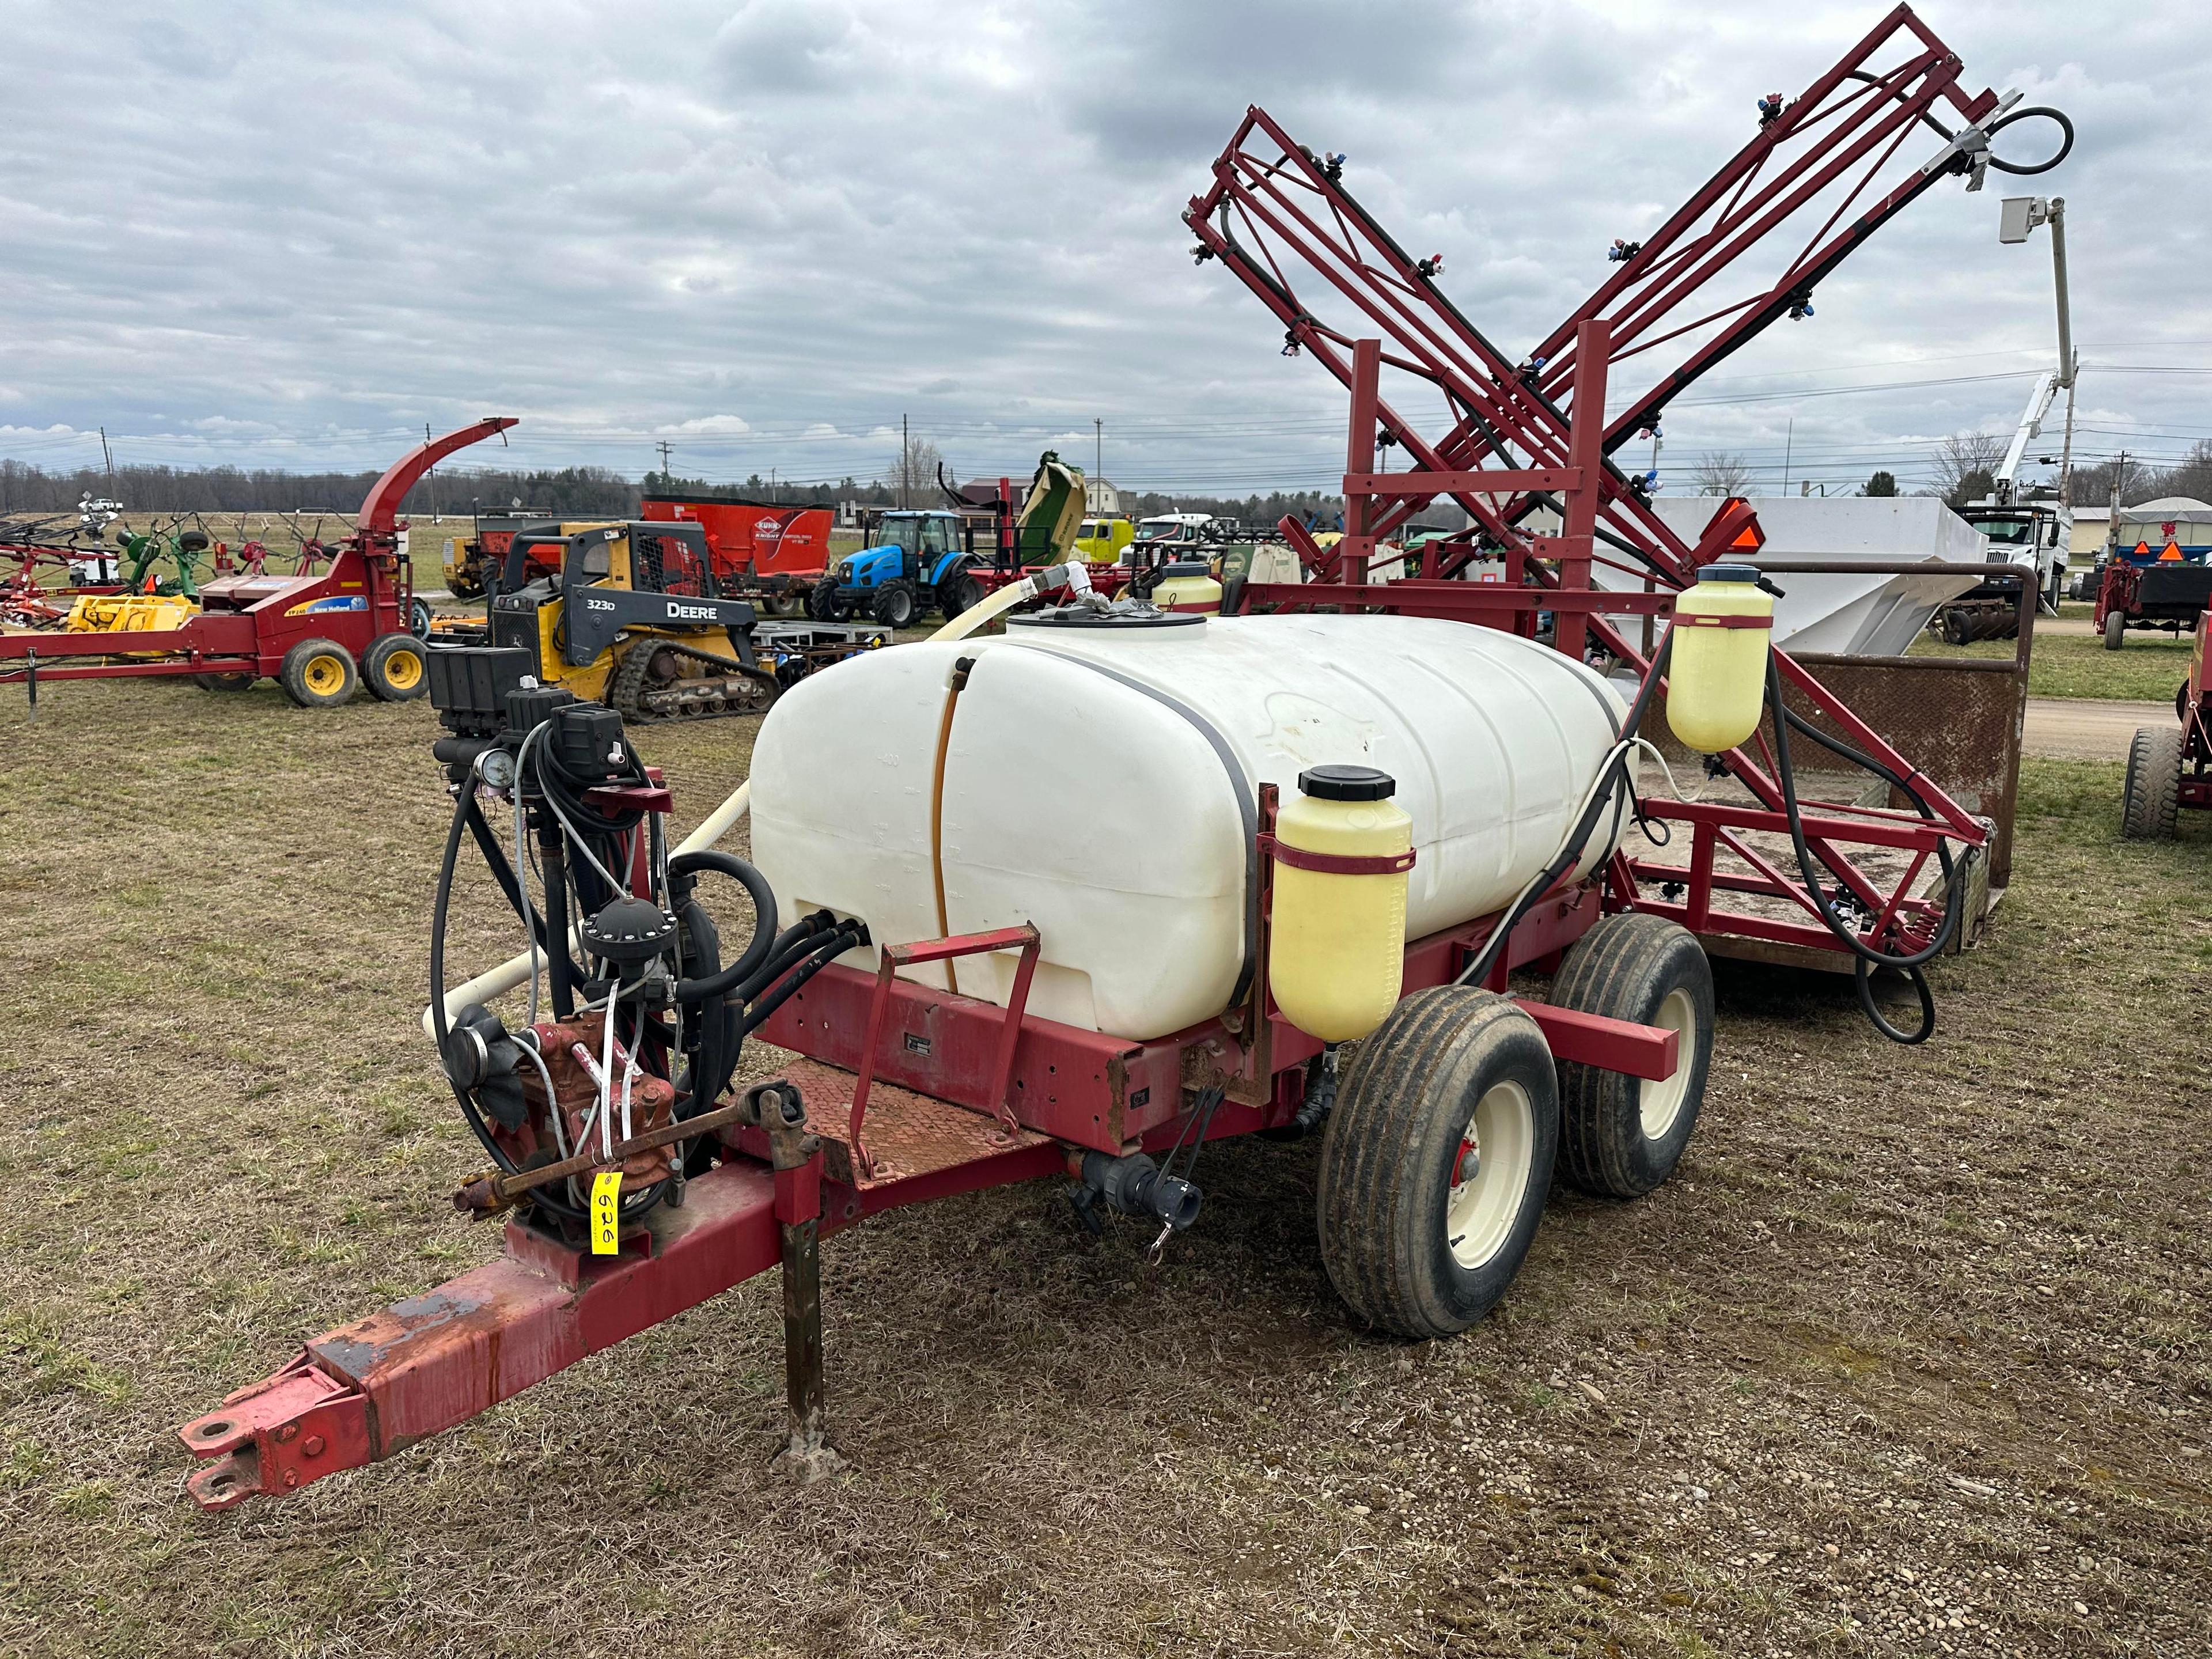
top-left (1764, 650), bottom-right (1966, 1044)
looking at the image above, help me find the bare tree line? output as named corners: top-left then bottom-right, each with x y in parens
top-left (1687, 434), bottom-right (2212, 511)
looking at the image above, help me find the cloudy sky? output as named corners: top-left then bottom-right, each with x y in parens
top-left (2, 0), bottom-right (2205, 500)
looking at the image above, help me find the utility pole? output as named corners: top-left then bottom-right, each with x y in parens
top-left (656, 440), bottom-right (674, 482)
top-left (900, 414), bottom-right (910, 510)
top-left (1094, 416), bottom-right (1103, 513)
top-left (2105, 449), bottom-right (2126, 560)
top-left (1780, 418), bottom-right (1793, 497)
top-left (424, 422), bottom-right (440, 523)
top-left (99, 426), bottom-right (115, 486)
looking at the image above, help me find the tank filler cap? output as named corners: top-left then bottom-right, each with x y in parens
top-left (1697, 562), bottom-right (1762, 583)
top-left (1298, 764), bottom-right (1397, 801)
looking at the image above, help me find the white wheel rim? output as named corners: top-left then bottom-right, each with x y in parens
top-left (1639, 986), bottom-right (1698, 1139)
top-left (1446, 1080), bottom-right (1535, 1270)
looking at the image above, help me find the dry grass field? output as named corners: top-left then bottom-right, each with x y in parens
top-left (1, 675), bottom-right (2209, 1658)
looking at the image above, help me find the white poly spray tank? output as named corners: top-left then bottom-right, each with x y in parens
top-left (747, 611), bottom-right (1628, 1041)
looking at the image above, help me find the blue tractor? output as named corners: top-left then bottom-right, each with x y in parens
top-left (809, 509), bottom-right (986, 628)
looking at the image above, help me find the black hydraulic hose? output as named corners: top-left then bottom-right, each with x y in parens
top-left (669, 850), bottom-right (779, 1001)
top-left (734, 911), bottom-right (842, 1002)
top-left (690, 922), bottom-right (862, 1115)
top-left (460, 796), bottom-right (585, 986)
top-left (1765, 651), bottom-right (1965, 1044)
top-left (1840, 73), bottom-right (2074, 176)
top-left (1457, 632), bottom-right (1675, 990)
top-left (1986, 106), bottom-right (2074, 176)
top-left (539, 827), bottom-right (577, 1021)
top-left (737, 926), bottom-right (865, 1040)
top-left (430, 782), bottom-right (526, 1176)
top-left (744, 918), bottom-right (861, 1005)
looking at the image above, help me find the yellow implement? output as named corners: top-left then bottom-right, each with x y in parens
top-left (63, 593), bottom-right (202, 656)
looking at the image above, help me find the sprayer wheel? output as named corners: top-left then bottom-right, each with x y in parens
top-left (2121, 725), bottom-right (2182, 841)
top-left (1548, 913), bottom-right (1714, 1199)
top-left (2104, 610), bottom-right (2126, 650)
top-left (1316, 987), bottom-right (1556, 1339)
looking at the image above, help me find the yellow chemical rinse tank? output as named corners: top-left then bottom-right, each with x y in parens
top-left (1268, 764), bottom-right (1415, 1043)
top-left (1150, 558), bottom-right (1223, 614)
top-left (1665, 562), bottom-right (1774, 753)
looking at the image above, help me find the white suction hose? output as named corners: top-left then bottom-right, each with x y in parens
top-left (423, 562), bottom-right (1090, 1036)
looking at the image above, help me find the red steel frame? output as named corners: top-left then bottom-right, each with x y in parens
top-left (2179, 611), bottom-right (2212, 814)
top-left (1184, 5), bottom-right (2005, 964)
top-left (179, 789), bottom-right (1676, 1510)
top-left (173, 14), bottom-right (2026, 1510)
top-left (0, 419), bottom-right (514, 688)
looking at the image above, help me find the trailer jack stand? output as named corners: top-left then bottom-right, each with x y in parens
top-left (758, 1082), bottom-right (845, 1486)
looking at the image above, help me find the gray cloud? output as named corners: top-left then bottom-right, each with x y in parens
top-left (0, 0), bottom-right (2202, 499)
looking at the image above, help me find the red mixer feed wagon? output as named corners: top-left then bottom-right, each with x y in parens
top-left (640, 494), bottom-right (836, 610)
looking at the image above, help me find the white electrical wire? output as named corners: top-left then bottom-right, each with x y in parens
top-left (598, 995), bottom-right (619, 1161)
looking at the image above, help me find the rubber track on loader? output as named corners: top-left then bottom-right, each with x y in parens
top-left (607, 637), bottom-right (778, 723)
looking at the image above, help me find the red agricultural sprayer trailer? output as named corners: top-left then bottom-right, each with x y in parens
top-left (179, 9), bottom-right (2070, 1512)
top-left (0, 419), bottom-right (515, 709)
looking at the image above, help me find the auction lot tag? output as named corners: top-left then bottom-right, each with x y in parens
top-left (590, 1171), bottom-right (622, 1255)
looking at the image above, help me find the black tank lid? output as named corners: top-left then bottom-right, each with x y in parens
top-left (1697, 561), bottom-right (1762, 583)
top-left (1006, 605), bottom-right (1206, 630)
top-left (1298, 764), bottom-right (1396, 801)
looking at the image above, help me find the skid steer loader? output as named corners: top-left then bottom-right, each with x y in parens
top-left (483, 521), bottom-right (783, 721)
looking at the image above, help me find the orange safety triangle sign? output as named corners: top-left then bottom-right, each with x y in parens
top-left (2160, 541), bottom-right (2184, 561)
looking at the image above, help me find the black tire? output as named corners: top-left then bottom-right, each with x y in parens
top-left (872, 578), bottom-right (918, 628)
top-left (2105, 609), bottom-right (2126, 650)
top-left (1548, 913), bottom-right (1714, 1198)
top-left (278, 637), bottom-right (358, 708)
top-left (1316, 988), bottom-right (1558, 1340)
top-left (363, 631), bottom-right (430, 702)
top-left (1940, 608), bottom-right (1971, 647)
top-left (408, 596), bottom-right (433, 639)
top-left (2122, 725), bottom-right (2182, 841)
top-left (2179, 680), bottom-right (2193, 726)
top-left (940, 572), bottom-right (984, 619)
top-left (807, 578), bottom-right (847, 622)
top-left (192, 672), bottom-right (255, 692)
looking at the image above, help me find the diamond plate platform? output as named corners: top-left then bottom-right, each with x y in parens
top-left (774, 1058), bottom-right (1051, 1189)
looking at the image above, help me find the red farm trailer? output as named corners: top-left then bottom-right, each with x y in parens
top-left (0, 419), bottom-right (516, 709)
top-left (176, 9), bottom-right (2071, 1510)
top-left (2122, 603), bottom-right (2212, 838)
top-left (639, 494), bottom-right (836, 615)
top-left (2093, 554), bottom-right (2212, 650)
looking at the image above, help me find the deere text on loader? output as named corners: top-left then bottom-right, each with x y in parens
top-left (484, 520), bottom-right (783, 721)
